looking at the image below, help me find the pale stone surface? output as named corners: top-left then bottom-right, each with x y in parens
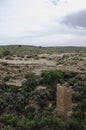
top-left (56, 85), bottom-right (72, 118)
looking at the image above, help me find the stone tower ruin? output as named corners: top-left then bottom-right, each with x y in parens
top-left (56, 85), bottom-right (72, 118)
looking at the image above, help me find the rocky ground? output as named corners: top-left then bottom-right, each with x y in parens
top-left (0, 48), bottom-right (86, 86)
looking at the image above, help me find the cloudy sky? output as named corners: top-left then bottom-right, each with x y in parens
top-left (0, 0), bottom-right (86, 46)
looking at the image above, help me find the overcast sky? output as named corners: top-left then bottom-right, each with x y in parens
top-left (0, 0), bottom-right (86, 46)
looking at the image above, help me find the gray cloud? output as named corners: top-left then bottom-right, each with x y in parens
top-left (48, 0), bottom-right (60, 5)
top-left (62, 10), bottom-right (86, 28)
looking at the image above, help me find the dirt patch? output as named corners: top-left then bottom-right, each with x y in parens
top-left (0, 51), bottom-right (86, 86)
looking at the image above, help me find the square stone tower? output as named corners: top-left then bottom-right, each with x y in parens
top-left (56, 85), bottom-right (72, 118)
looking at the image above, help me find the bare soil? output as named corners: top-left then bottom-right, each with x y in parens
top-left (0, 51), bottom-right (86, 86)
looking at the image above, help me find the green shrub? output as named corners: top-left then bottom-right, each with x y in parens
top-left (22, 72), bottom-right (37, 92)
top-left (2, 50), bottom-right (11, 56)
top-left (68, 78), bottom-right (76, 85)
top-left (1, 125), bottom-right (14, 130)
top-left (0, 114), bottom-right (18, 127)
top-left (66, 118), bottom-right (83, 130)
top-left (72, 92), bottom-right (81, 102)
top-left (39, 70), bottom-right (64, 86)
top-left (3, 76), bottom-right (10, 82)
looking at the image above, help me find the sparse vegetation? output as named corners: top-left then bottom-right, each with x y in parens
top-left (2, 50), bottom-right (12, 57)
top-left (0, 45), bottom-right (86, 130)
